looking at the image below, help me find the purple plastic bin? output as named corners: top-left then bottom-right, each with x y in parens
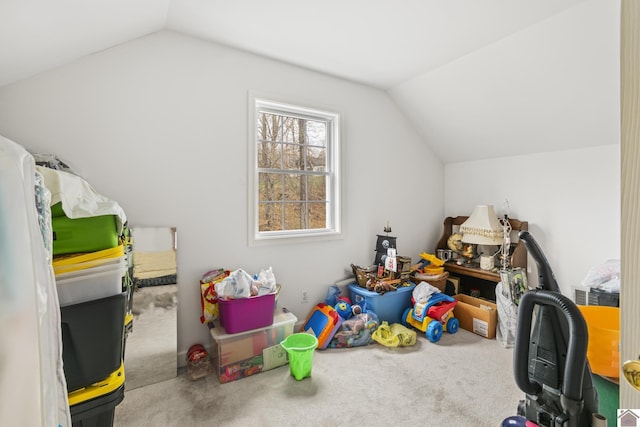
top-left (218, 293), bottom-right (276, 333)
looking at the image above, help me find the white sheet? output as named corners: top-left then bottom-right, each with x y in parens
top-left (36, 165), bottom-right (127, 233)
top-left (0, 135), bottom-right (71, 427)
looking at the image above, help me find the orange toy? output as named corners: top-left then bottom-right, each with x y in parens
top-left (301, 303), bottom-right (342, 349)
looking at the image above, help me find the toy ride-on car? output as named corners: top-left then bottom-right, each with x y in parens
top-left (402, 293), bottom-right (459, 343)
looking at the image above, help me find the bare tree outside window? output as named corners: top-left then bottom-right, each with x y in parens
top-left (253, 99), bottom-right (339, 240)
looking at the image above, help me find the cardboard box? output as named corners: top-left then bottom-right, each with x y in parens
top-left (210, 311), bottom-right (296, 383)
top-left (453, 294), bottom-right (497, 339)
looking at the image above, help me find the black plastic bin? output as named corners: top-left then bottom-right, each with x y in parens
top-left (61, 292), bottom-right (127, 392)
top-left (68, 364), bottom-right (125, 427)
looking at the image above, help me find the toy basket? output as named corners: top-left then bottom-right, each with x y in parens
top-left (412, 271), bottom-right (449, 292)
top-left (578, 305), bottom-right (619, 378)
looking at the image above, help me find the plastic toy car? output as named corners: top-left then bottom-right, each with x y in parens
top-left (401, 293), bottom-right (459, 343)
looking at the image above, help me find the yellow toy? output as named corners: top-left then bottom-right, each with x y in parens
top-left (417, 252), bottom-right (445, 275)
top-left (419, 252), bottom-right (444, 267)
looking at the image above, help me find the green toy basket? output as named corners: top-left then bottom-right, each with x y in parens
top-left (280, 333), bottom-right (318, 381)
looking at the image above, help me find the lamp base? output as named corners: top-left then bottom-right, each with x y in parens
top-left (459, 243), bottom-right (477, 265)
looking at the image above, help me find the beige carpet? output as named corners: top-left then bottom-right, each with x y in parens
top-left (114, 328), bottom-right (522, 427)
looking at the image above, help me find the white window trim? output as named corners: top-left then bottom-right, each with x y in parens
top-left (248, 93), bottom-right (342, 246)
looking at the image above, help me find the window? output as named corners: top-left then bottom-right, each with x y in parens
top-left (249, 97), bottom-right (341, 243)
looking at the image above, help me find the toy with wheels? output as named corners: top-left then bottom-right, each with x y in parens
top-left (401, 293), bottom-right (459, 343)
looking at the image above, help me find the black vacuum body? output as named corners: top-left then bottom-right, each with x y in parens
top-left (514, 231), bottom-right (598, 427)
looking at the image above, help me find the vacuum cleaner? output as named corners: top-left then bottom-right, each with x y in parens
top-left (508, 231), bottom-right (605, 427)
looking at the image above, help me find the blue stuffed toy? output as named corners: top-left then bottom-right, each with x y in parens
top-left (334, 300), bottom-right (352, 319)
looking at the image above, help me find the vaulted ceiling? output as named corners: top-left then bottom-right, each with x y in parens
top-left (0, 0), bottom-right (617, 162)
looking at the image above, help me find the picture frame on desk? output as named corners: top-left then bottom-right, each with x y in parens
top-left (499, 267), bottom-right (529, 306)
top-left (447, 276), bottom-right (460, 295)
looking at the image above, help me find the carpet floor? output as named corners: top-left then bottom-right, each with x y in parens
top-left (114, 328), bottom-right (522, 427)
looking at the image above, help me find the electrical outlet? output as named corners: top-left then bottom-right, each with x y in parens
top-left (302, 291), bottom-right (309, 304)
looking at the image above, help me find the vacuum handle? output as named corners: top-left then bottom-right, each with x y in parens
top-left (514, 289), bottom-right (589, 402)
top-left (518, 231), bottom-right (560, 292)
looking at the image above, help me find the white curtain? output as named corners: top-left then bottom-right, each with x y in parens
top-left (0, 135), bottom-right (71, 426)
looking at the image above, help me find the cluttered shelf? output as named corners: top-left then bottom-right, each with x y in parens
top-left (435, 215), bottom-right (528, 301)
top-left (443, 261), bottom-right (500, 283)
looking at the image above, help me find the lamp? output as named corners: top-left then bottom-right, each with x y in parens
top-left (460, 205), bottom-right (503, 245)
top-left (459, 205), bottom-right (503, 268)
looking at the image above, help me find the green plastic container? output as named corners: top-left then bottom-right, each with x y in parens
top-left (280, 333), bottom-right (318, 381)
top-left (52, 213), bottom-right (118, 255)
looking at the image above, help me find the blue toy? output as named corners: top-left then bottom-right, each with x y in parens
top-left (334, 300), bottom-right (352, 319)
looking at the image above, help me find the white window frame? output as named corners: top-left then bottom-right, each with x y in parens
top-left (248, 94), bottom-right (342, 245)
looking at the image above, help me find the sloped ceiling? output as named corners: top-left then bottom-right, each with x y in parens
top-left (0, 0), bottom-right (587, 89)
top-left (0, 0), bottom-right (170, 88)
top-left (166, 0), bottom-right (588, 89)
top-left (1, 0), bottom-right (616, 163)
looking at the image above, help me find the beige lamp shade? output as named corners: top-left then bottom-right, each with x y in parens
top-left (460, 205), bottom-right (503, 245)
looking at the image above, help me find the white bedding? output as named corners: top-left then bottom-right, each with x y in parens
top-left (36, 165), bottom-right (127, 233)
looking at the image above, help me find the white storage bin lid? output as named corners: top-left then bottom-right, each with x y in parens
top-left (56, 262), bottom-right (126, 306)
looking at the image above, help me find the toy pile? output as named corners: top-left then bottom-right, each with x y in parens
top-left (351, 263), bottom-right (402, 294)
top-left (199, 267), bottom-right (280, 329)
top-left (300, 285), bottom-right (380, 349)
top-left (410, 252), bottom-right (450, 293)
top-left (300, 285), bottom-right (419, 349)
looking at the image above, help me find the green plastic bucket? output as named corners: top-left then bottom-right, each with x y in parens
top-left (280, 333), bottom-right (318, 381)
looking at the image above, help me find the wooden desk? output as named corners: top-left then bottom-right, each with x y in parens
top-left (444, 261), bottom-right (500, 283)
top-left (435, 215), bottom-right (528, 301)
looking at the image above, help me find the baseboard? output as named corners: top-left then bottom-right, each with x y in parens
top-left (177, 349), bottom-right (188, 368)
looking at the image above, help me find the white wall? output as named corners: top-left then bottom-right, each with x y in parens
top-left (0, 0), bottom-right (621, 365)
top-left (445, 145), bottom-right (620, 297)
top-left (388, 0), bottom-right (620, 296)
top-left (0, 30), bottom-right (443, 361)
top-left (389, 0), bottom-right (620, 164)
